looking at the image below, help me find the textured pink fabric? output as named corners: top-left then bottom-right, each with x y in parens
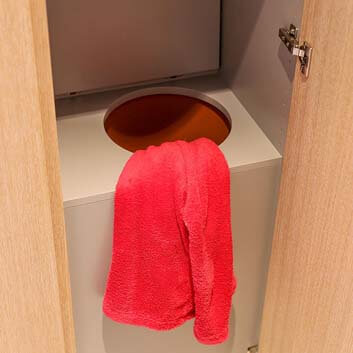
top-left (103, 138), bottom-right (236, 344)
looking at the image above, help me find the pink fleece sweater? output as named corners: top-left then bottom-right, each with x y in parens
top-left (103, 138), bottom-right (236, 344)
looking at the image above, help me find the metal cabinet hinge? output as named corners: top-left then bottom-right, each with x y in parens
top-left (247, 345), bottom-right (258, 353)
top-left (279, 24), bottom-right (313, 78)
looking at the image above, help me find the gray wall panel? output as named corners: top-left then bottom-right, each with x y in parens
top-left (47, 0), bottom-right (220, 96)
top-left (221, 0), bottom-right (304, 153)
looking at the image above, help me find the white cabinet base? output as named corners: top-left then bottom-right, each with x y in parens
top-left (64, 163), bottom-right (280, 353)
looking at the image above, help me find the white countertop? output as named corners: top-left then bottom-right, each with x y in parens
top-left (57, 77), bottom-right (281, 208)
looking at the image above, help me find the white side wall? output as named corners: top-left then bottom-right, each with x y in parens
top-left (221, 0), bottom-right (304, 153)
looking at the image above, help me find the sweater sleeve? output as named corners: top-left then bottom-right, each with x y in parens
top-left (181, 140), bottom-right (236, 344)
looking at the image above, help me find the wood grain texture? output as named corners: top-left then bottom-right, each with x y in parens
top-left (0, 0), bottom-right (75, 352)
top-left (259, 0), bottom-right (353, 352)
top-left (29, 1), bottom-right (76, 352)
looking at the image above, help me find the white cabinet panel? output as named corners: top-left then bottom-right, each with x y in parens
top-left (64, 163), bottom-right (280, 353)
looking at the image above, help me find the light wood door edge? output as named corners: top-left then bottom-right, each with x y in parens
top-left (259, 0), bottom-right (353, 352)
top-left (29, 1), bottom-right (76, 352)
top-left (0, 0), bottom-right (76, 352)
top-left (29, 0), bottom-right (76, 352)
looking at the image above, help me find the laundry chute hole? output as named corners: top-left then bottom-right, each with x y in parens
top-left (104, 87), bottom-right (232, 152)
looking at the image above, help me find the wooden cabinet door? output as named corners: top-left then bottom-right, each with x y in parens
top-left (259, 0), bottom-right (353, 352)
top-left (0, 0), bottom-right (75, 352)
top-left (1, 0), bottom-right (352, 352)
